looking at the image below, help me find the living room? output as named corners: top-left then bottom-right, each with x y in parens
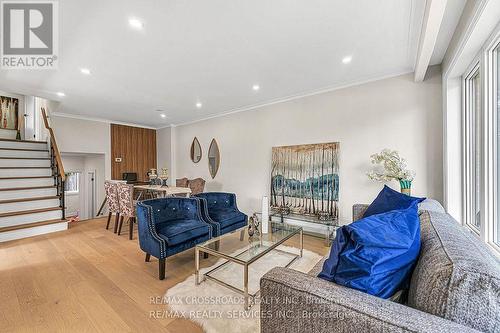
top-left (0, 1), bottom-right (499, 333)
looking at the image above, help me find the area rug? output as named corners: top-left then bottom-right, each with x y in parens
top-left (164, 245), bottom-right (322, 333)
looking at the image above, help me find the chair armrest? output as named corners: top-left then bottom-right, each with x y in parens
top-left (196, 197), bottom-right (221, 236)
top-left (136, 202), bottom-right (167, 259)
top-left (260, 267), bottom-right (479, 333)
top-left (352, 204), bottom-right (369, 221)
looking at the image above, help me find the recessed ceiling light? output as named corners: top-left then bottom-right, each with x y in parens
top-left (129, 18), bottom-right (144, 30)
top-left (80, 68), bottom-right (91, 75)
top-left (160, 114), bottom-right (166, 118)
top-left (56, 92), bottom-right (65, 97)
top-left (252, 84), bottom-right (260, 91)
top-left (196, 102), bottom-right (202, 109)
top-left (342, 56), bottom-right (352, 64)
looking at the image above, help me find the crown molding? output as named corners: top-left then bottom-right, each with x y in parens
top-left (50, 112), bottom-right (159, 130)
top-left (174, 69), bottom-right (414, 127)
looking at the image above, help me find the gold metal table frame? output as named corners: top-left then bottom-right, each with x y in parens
top-left (195, 225), bottom-right (303, 310)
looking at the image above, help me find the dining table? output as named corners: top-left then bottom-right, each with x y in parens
top-left (134, 185), bottom-right (192, 200)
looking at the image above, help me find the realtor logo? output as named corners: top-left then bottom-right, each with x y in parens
top-left (1, 0), bottom-right (58, 69)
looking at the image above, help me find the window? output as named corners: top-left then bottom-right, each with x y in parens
top-left (495, 42), bottom-right (500, 247)
top-left (464, 66), bottom-right (481, 232)
top-left (65, 172), bottom-right (80, 193)
top-left (462, 27), bottom-right (500, 253)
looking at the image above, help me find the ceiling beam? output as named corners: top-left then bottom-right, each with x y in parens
top-left (414, 0), bottom-right (448, 82)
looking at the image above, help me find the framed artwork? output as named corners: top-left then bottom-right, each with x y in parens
top-left (0, 96), bottom-right (19, 130)
top-left (271, 142), bottom-right (340, 220)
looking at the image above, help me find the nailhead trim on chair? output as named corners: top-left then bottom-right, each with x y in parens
top-left (197, 197), bottom-right (220, 236)
top-left (139, 202), bottom-right (167, 258)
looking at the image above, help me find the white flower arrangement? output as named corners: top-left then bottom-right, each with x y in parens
top-left (367, 149), bottom-right (415, 182)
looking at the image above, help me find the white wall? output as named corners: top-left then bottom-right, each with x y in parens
top-left (157, 126), bottom-right (173, 184)
top-left (84, 154), bottom-right (106, 217)
top-left (52, 116), bottom-right (111, 219)
top-left (61, 155), bottom-right (85, 217)
top-left (61, 153), bottom-right (106, 220)
top-left (174, 67), bottom-right (443, 219)
top-left (51, 116), bottom-right (111, 180)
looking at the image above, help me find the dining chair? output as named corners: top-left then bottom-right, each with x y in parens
top-left (188, 178), bottom-right (206, 195)
top-left (176, 177), bottom-right (189, 187)
top-left (104, 181), bottom-right (121, 232)
top-left (117, 182), bottom-right (136, 240)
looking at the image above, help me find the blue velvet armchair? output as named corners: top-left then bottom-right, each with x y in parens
top-left (136, 197), bottom-right (213, 280)
top-left (194, 192), bottom-right (248, 237)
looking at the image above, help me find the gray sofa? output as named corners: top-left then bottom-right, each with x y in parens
top-left (260, 201), bottom-right (500, 333)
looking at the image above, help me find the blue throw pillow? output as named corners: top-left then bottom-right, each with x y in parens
top-left (318, 203), bottom-right (421, 299)
top-left (363, 185), bottom-right (425, 218)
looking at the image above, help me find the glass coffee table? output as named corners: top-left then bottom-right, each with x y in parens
top-left (195, 222), bottom-right (303, 310)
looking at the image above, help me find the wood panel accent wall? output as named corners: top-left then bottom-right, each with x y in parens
top-left (111, 124), bottom-right (157, 182)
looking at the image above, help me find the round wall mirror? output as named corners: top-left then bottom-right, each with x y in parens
top-left (190, 137), bottom-right (202, 163)
top-left (208, 139), bottom-right (220, 179)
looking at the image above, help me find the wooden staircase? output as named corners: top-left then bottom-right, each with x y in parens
top-left (0, 110), bottom-right (67, 242)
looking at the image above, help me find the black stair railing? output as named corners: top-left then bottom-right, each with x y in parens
top-left (42, 107), bottom-right (65, 220)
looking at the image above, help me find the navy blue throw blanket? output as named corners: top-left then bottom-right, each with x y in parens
top-left (318, 203), bottom-right (421, 299)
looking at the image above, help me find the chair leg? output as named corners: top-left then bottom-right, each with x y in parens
top-left (215, 240), bottom-right (220, 251)
top-left (129, 217), bottom-right (135, 240)
top-left (113, 213), bottom-right (120, 233)
top-left (145, 253), bottom-right (151, 262)
top-left (239, 229), bottom-right (245, 241)
top-left (159, 258), bottom-right (166, 280)
top-left (117, 216), bottom-right (125, 235)
top-left (105, 212), bottom-right (112, 230)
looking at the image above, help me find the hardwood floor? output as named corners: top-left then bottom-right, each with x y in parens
top-left (0, 217), bottom-right (329, 333)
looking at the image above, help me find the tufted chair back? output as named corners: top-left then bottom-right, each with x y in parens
top-left (117, 183), bottom-right (135, 217)
top-left (140, 197), bottom-right (201, 225)
top-left (195, 192), bottom-right (236, 211)
top-left (104, 180), bottom-right (120, 213)
top-left (188, 178), bottom-right (206, 195)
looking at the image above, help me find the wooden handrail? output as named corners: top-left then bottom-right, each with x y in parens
top-left (41, 108), bottom-right (65, 181)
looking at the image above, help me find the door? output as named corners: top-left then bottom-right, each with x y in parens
top-left (87, 171), bottom-right (96, 219)
top-left (24, 96), bottom-right (35, 140)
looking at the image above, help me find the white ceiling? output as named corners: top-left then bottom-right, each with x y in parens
top-left (0, 0), bottom-right (464, 128)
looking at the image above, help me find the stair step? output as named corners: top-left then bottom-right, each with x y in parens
top-left (0, 218), bottom-right (66, 233)
top-left (0, 219), bottom-right (67, 243)
top-left (0, 167), bottom-right (52, 177)
top-left (0, 186), bottom-right (58, 200)
top-left (0, 159), bottom-right (51, 167)
top-left (0, 157), bottom-right (50, 160)
top-left (0, 206), bottom-right (61, 218)
top-left (0, 195), bottom-right (59, 204)
top-left (0, 149), bottom-right (49, 158)
top-left (0, 139), bottom-right (47, 150)
top-left (0, 176), bottom-right (53, 180)
top-left (0, 138), bottom-right (45, 144)
top-left (0, 197), bottom-right (61, 214)
top-left (0, 147), bottom-right (48, 152)
top-left (0, 207), bottom-right (62, 228)
top-left (0, 185), bottom-right (56, 191)
top-left (0, 177), bottom-right (54, 188)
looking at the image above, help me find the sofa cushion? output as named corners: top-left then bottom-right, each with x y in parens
top-left (209, 209), bottom-right (246, 229)
top-left (417, 198), bottom-right (445, 214)
top-left (363, 185), bottom-right (425, 218)
top-left (318, 204), bottom-right (421, 299)
top-left (156, 219), bottom-right (209, 246)
top-left (408, 211), bottom-right (500, 332)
